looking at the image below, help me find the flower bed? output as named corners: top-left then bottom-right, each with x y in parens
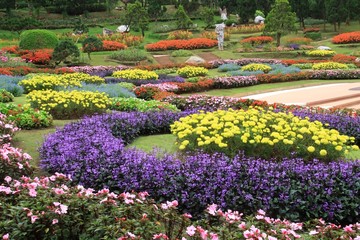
top-left (306, 49), bottom-right (336, 57)
top-left (241, 63), bottom-right (272, 73)
top-left (240, 36), bottom-right (274, 45)
top-left (0, 89), bottom-right (14, 103)
top-left (69, 65), bottom-right (129, 77)
top-left (145, 38), bottom-right (217, 51)
top-left (0, 66), bottom-right (74, 76)
top-left (39, 111), bottom-right (360, 223)
top-left (227, 24), bottom-right (264, 34)
top-left (20, 49), bottom-right (53, 65)
top-left (212, 75), bottom-right (258, 88)
top-left (332, 31), bottom-right (360, 44)
top-left (312, 62), bottom-right (349, 70)
top-left (110, 97), bottom-right (179, 112)
top-left (112, 69), bottom-right (159, 80)
top-left (176, 66), bottom-right (208, 78)
top-left (27, 90), bottom-right (110, 119)
top-left (0, 113), bottom-right (18, 144)
top-left (167, 30), bottom-right (193, 40)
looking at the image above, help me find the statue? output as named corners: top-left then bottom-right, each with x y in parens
top-left (219, 6), bottom-right (227, 21)
top-left (215, 23), bottom-right (225, 51)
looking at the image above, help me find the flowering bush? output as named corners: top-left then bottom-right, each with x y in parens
top-left (110, 97), bottom-right (179, 112)
top-left (0, 103), bottom-right (53, 129)
top-left (0, 144), bottom-right (33, 183)
top-left (101, 40), bottom-right (127, 51)
top-left (332, 54), bottom-right (357, 63)
top-left (27, 90), bottom-right (110, 119)
top-left (176, 66), bottom-right (208, 78)
top-left (306, 49), bottom-right (336, 57)
top-left (212, 75), bottom-right (258, 88)
top-left (200, 31), bottom-right (230, 41)
top-left (285, 37), bottom-right (312, 45)
top-left (240, 36), bottom-right (274, 45)
top-left (97, 33), bottom-right (144, 47)
top-left (0, 113), bottom-right (18, 144)
top-left (133, 86), bottom-right (161, 100)
top-left (1, 45), bottom-right (19, 54)
top-left (112, 69), bottom-right (159, 80)
top-left (167, 30), bottom-right (193, 40)
top-left (171, 107), bottom-right (358, 161)
top-left (312, 62), bottom-right (349, 70)
top-left (145, 38), bottom-right (217, 51)
top-left (241, 63), bottom-right (272, 73)
top-left (0, 89), bottom-right (14, 103)
top-left (40, 112), bottom-right (360, 223)
top-left (60, 72), bottom-right (105, 85)
top-left (0, 66), bottom-right (74, 76)
top-left (20, 49), bottom-right (53, 65)
top-left (227, 24), bottom-right (265, 34)
top-left (332, 31), bottom-right (360, 44)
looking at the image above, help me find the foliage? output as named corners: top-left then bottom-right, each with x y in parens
top-left (0, 103), bottom-right (53, 130)
top-left (145, 38), bottom-right (217, 51)
top-left (0, 112), bottom-right (18, 144)
top-left (19, 29), bottom-right (58, 50)
top-left (27, 90), bottom-right (110, 119)
top-left (39, 111), bottom-right (360, 223)
top-left (109, 48), bottom-right (148, 62)
top-left (20, 49), bottom-right (53, 65)
top-left (82, 36), bottom-right (103, 59)
top-left (240, 36), bottom-right (274, 45)
top-left (306, 49), bottom-right (336, 57)
top-left (285, 37), bottom-right (312, 45)
top-left (174, 4), bottom-right (193, 29)
top-left (241, 63), bottom-right (272, 73)
top-left (199, 6), bottom-right (215, 29)
top-left (264, 0), bottom-right (297, 46)
top-left (62, 83), bottom-right (135, 98)
top-left (52, 40), bottom-right (80, 65)
top-left (72, 17), bottom-right (88, 34)
top-left (117, 82), bottom-right (135, 91)
top-left (0, 89), bottom-right (14, 103)
top-left (123, 0), bottom-right (149, 37)
top-left (176, 66), bottom-right (208, 78)
top-left (167, 30), bottom-right (193, 40)
top-left (110, 97), bottom-right (179, 112)
top-left (312, 62), bottom-right (349, 70)
top-left (112, 69), bottom-right (158, 80)
top-left (217, 63), bottom-right (240, 72)
top-left (0, 17), bottom-right (42, 32)
top-left (254, 10), bottom-right (265, 18)
top-left (332, 31), bottom-right (360, 44)
top-left (0, 75), bottom-right (24, 96)
top-left (304, 32), bottom-right (322, 41)
top-left (170, 50), bottom-right (193, 57)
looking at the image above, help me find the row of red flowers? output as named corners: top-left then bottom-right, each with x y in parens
top-left (332, 31), bottom-right (360, 44)
top-left (0, 66), bottom-right (74, 76)
top-left (145, 38), bottom-right (218, 51)
top-left (240, 36), bottom-right (274, 45)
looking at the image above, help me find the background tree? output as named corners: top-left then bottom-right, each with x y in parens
top-left (289, 0), bottom-right (310, 28)
top-left (147, 0), bottom-right (166, 21)
top-left (82, 36), bottom-right (103, 60)
top-left (200, 6), bottom-right (215, 30)
top-left (220, 0), bottom-right (257, 24)
top-left (0, 0), bottom-right (16, 15)
top-left (174, 4), bottom-right (192, 29)
top-left (325, 0), bottom-right (346, 31)
top-left (264, 0), bottom-right (297, 46)
top-left (52, 39), bottom-right (80, 65)
top-left (124, 1), bottom-right (149, 37)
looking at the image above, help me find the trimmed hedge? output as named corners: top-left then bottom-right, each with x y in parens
top-left (19, 29), bottom-right (59, 50)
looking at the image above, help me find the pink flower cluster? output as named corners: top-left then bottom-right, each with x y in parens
top-left (213, 75), bottom-right (258, 88)
top-left (0, 113), bottom-right (19, 144)
top-left (136, 83), bottom-right (179, 93)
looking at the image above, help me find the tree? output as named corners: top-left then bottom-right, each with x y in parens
top-left (147, 0), bottom-right (166, 21)
top-left (124, 1), bottom-right (149, 37)
top-left (200, 6), bottom-right (215, 30)
top-left (174, 4), bottom-right (192, 29)
top-left (82, 36), bottom-right (103, 60)
top-left (325, 0), bottom-right (346, 31)
top-left (52, 40), bottom-right (80, 65)
top-left (0, 0), bottom-right (16, 15)
top-left (264, 0), bottom-right (297, 46)
top-left (289, 0), bottom-right (310, 28)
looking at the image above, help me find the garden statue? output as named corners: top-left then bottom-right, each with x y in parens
top-left (116, 25), bottom-right (130, 33)
top-left (215, 22), bottom-right (225, 50)
top-left (254, 15), bottom-right (265, 24)
top-left (219, 6), bottom-right (227, 21)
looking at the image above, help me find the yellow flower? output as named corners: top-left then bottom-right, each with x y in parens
top-left (319, 149), bottom-right (327, 156)
top-left (307, 146), bottom-right (315, 153)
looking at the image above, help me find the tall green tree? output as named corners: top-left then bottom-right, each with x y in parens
top-left (264, 0), bottom-right (297, 46)
top-left (147, 0), bottom-right (166, 21)
top-left (200, 6), bottom-right (215, 30)
top-left (0, 0), bottom-right (16, 15)
top-left (124, 0), bottom-right (149, 36)
top-left (289, 0), bottom-right (310, 28)
top-left (325, 0), bottom-right (346, 31)
top-left (220, 0), bottom-right (257, 23)
top-left (174, 4), bottom-right (192, 29)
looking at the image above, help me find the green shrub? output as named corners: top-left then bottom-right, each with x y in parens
top-left (110, 97), bottom-right (179, 112)
top-left (0, 89), bottom-right (14, 103)
top-left (117, 82), bottom-right (135, 91)
top-left (19, 29), bottom-right (59, 50)
top-left (171, 49), bottom-right (193, 57)
top-left (0, 17), bottom-right (42, 32)
top-left (109, 48), bottom-right (148, 62)
top-left (82, 36), bottom-right (103, 60)
top-left (304, 32), bottom-right (322, 41)
top-left (52, 40), bottom-right (80, 65)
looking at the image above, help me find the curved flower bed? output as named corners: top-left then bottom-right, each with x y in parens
top-left (332, 31), bottom-right (360, 44)
top-left (145, 38), bottom-right (217, 51)
top-left (40, 110), bottom-right (360, 223)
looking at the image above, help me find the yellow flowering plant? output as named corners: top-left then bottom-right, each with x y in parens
top-left (176, 66), bottom-right (209, 78)
top-left (60, 73), bottom-right (105, 85)
top-left (306, 50), bottom-right (336, 57)
top-left (241, 63), bottom-right (272, 73)
top-left (170, 107), bottom-right (358, 162)
top-left (112, 69), bottom-right (159, 80)
top-left (312, 62), bottom-right (349, 70)
top-left (27, 90), bottom-right (111, 119)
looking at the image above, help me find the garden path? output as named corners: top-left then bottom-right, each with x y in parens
top-left (197, 52), bottom-right (220, 62)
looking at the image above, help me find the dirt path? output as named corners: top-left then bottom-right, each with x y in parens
top-left (152, 55), bottom-right (174, 65)
top-left (197, 52), bottom-right (221, 62)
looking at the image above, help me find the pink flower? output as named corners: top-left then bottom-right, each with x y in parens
top-left (153, 233), bottom-right (169, 239)
top-left (59, 204), bottom-right (68, 214)
top-left (186, 226), bottom-right (196, 236)
top-left (53, 202), bottom-right (61, 207)
top-left (28, 189), bottom-right (37, 197)
top-left (268, 236), bottom-right (277, 240)
top-left (183, 213), bottom-right (192, 219)
top-left (52, 219), bottom-right (59, 224)
top-left (353, 236), bottom-right (360, 240)
top-left (309, 230), bottom-right (318, 235)
top-left (238, 222), bottom-right (247, 230)
top-left (31, 215), bottom-right (39, 223)
top-left (207, 204), bottom-right (218, 216)
top-left (343, 225), bottom-right (354, 233)
top-left (2, 233), bottom-right (9, 240)
top-left (210, 233), bottom-right (219, 240)
top-left (53, 188), bottom-right (65, 195)
top-left (4, 176), bottom-right (12, 183)
top-left (257, 209), bottom-right (266, 215)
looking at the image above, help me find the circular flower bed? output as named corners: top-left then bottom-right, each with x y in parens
top-left (312, 62), bottom-right (349, 70)
top-left (176, 66), bottom-right (208, 78)
top-left (241, 63), bottom-right (272, 73)
top-left (112, 69), bottom-right (159, 80)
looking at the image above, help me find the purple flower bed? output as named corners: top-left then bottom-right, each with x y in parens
top-left (69, 65), bottom-right (130, 77)
top-left (105, 74), bottom-right (185, 85)
top-left (212, 75), bottom-right (258, 88)
top-left (40, 111), bottom-right (360, 224)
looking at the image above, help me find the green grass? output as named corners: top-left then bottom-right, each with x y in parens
top-left (128, 134), bottom-right (177, 153)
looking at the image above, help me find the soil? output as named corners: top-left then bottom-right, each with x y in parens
top-left (152, 52), bottom-right (221, 65)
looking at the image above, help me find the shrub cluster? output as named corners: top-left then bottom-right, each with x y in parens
top-left (167, 30), bottom-right (193, 40)
top-left (332, 31), bottom-right (360, 44)
top-left (176, 66), bottom-right (208, 78)
top-left (26, 90), bottom-right (110, 119)
top-left (0, 75), bottom-right (24, 96)
top-left (240, 36), bottom-right (273, 45)
top-left (20, 49), bottom-right (53, 65)
top-left (0, 103), bottom-right (53, 129)
top-left (39, 111), bottom-right (360, 223)
top-left (227, 24), bottom-right (264, 34)
top-left (101, 40), bottom-right (127, 51)
top-left (19, 29), bottom-right (58, 50)
top-left (112, 69), bottom-right (159, 80)
top-left (312, 62), bottom-right (349, 70)
top-left (0, 89), bottom-right (14, 103)
top-left (145, 38), bottom-right (218, 51)
top-left (110, 97), bottom-right (179, 112)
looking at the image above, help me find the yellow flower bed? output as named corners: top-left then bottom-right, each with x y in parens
top-left (112, 69), bottom-right (159, 80)
top-left (176, 66), bottom-right (208, 78)
top-left (306, 49), bottom-right (336, 57)
top-left (241, 63), bottom-right (272, 73)
top-left (19, 73), bottom-right (105, 93)
top-left (312, 62), bottom-right (349, 70)
top-left (27, 90), bottom-right (111, 119)
top-left (170, 107), bottom-right (358, 161)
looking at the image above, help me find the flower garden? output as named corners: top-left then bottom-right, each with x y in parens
top-left (1, 7), bottom-right (360, 239)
